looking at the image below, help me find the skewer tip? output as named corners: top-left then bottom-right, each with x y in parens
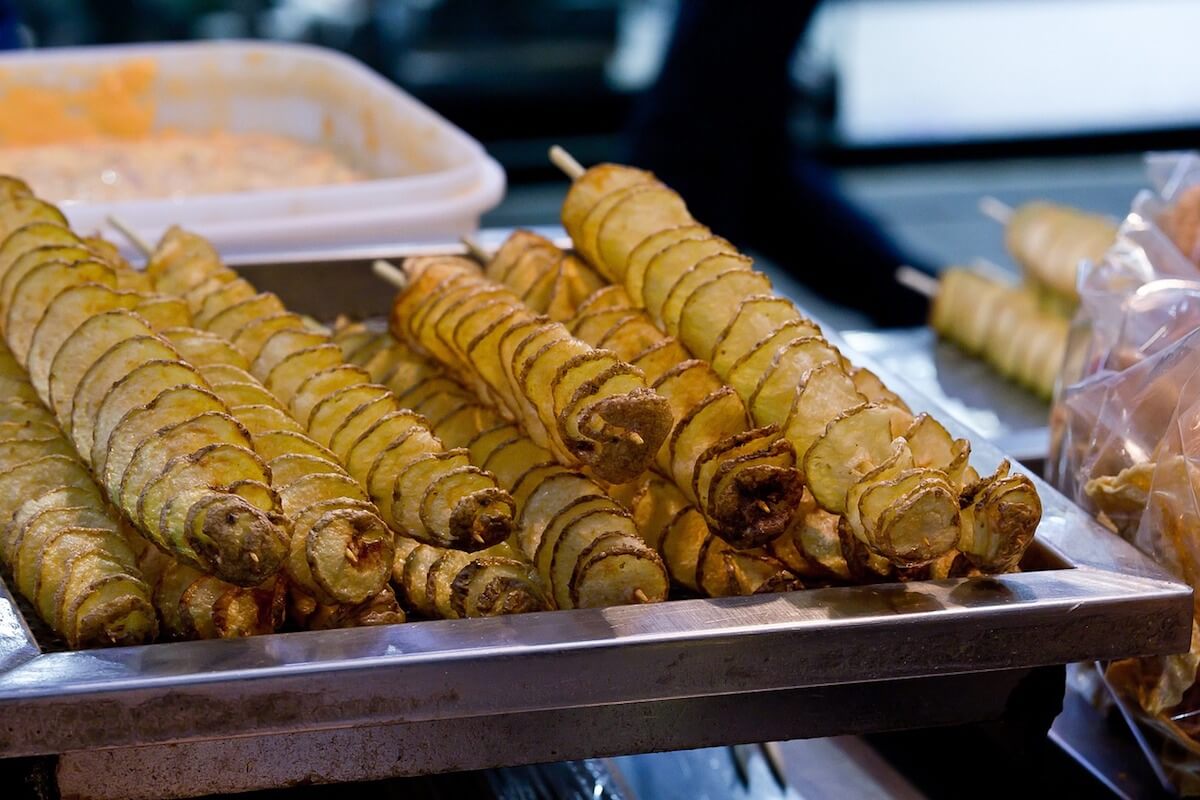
top-left (978, 195), bottom-right (1014, 225)
top-left (549, 145), bottom-right (586, 180)
top-left (460, 236), bottom-right (492, 264)
top-left (105, 214), bottom-right (154, 259)
top-left (372, 259), bottom-right (408, 290)
top-left (633, 588), bottom-right (649, 604)
top-left (895, 265), bottom-right (940, 300)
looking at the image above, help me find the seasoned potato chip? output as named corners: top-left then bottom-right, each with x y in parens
top-left (71, 335), bottom-right (180, 459)
top-left (560, 163), bottom-right (656, 244)
top-left (194, 278), bottom-right (257, 327)
top-left (264, 344), bottom-right (345, 401)
top-left (576, 183), bottom-right (659, 273)
top-left (208, 380), bottom-right (284, 411)
top-left (146, 226), bottom-right (224, 296)
top-left (748, 337), bottom-right (842, 427)
top-left (709, 296), bottom-right (808, 373)
top-left (804, 404), bottom-right (897, 514)
top-left (231, 403), bottom-right (305, 436)
top-left (160, 327), bottom-right (249, 370)
top-left (0, 222), bottom-right (81, 278)
top-left (678, 271), bottom-right (777, 359)
top-left (641, 236), bottom-right (734, 319)
top-left (623, 225), bottom-right (710, 308)
top-left (7, 259), bottom-right (117, 361)
top-left (48, 310), bottom-right (154, 428)
top-left (308, 384), bottom-right (392, 447)
top-left (131, 295), bottom-right (192, 331)
top-left (0, 244), bottom-right (93, 317)
top-left (595, 184), bottom-right (696, 282)
top-left (229, 312), bottom-right (307, 362)
top-left (253, 428), bottom-right (340, 463)
top-left (91, 357), bottom-right (199, 454)
top-left (659, 252), bottom-right (753, 337)
top-left (251, 328), bottom-right (331, 381)
top-left (137, 443), bottom-right (269, 535)
top-left (290, 365), bottom-right (372, 428)
top-left (207, 293), bottom-right (287, 341)
top-left (784, 362), bottom-right (865, 461)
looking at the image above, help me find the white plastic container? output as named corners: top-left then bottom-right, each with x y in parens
top-left (0, 41), bottom-right (506, 255)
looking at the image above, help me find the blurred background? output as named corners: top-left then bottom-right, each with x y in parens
top-left (10, 0), bottom-right (1199, 324)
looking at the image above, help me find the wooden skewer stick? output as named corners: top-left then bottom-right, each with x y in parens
top-left (895, 265), bottom-right (938, 299)
top-left (460, 236), bottom-right (492, 264)
top-left (106, 214), bottom-right (154, 258)
top-left (968, 257), bottom-right (1017, 285)
top-left (549, 145), bottom-right (585, 180)
top-left (632, 588), bottom-right (650, 604)
top-left (372, 259), bottom-right (408, 290)
top-left (978, 196), bottom-right (1014, 226)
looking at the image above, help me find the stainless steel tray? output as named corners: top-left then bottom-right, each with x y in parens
top-left (0, 240), bottom-right (1190, 800)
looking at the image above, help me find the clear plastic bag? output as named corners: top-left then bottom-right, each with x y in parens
top-left (1048, 165), bottom-right (1200, 790)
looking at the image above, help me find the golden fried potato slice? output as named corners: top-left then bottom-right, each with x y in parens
top-left (344, 410), bottom-right (428, 482)
top-left (327, 395), bottom-right (403, 464)
top-left (364, 428), bottom-right (444, 528)
top-left (652, 359), bottom-right (726, 425)
top-left (100, 384), bottom-right (224, 497)
top-left (709, 296), bottom-right (807, 373)
top-left (667, 386), bottom-right (751, 490)
top-left (264, 344), bottom-right (346, 402)
top-left (269, 453), bottom-right (346, 485)
top-left (198, 363), bottom-right (255, 385)
top-left (451, 554), bottom-right (550, 617)
top-left (720, 321), bottom-right (820, 398)
top-left (147, 226), bottom-right (225, 296)
top-left (7, 259), bottom-right (118, 361)
top-left (850, 367), bottom-right (910, 412)
top-left (48, 310), bottom-right (154, 428)
top-left (231, 403), bottom-right (304, 436)
top-left (252, 429), bottom-right (340, 463)
top-left (704, 436), bottom-right (800, 549)
top-left (483, 230), bottom-right (546, 283)
top-left (137, 443), bottom-right (269, 536)
top-left (596, 184), bottom-right (695, 282)
top-left (1, 485), bottom-right (97, 566)
top-left (902, 414), bottom-right (957, 470)
top-left (0, 222), bottom-right (81, 277)
top-left (873, 477), bottom-right (960, 566)
top-left (307, 384), bottom-right (392, 447)
top-left (17, 518), bottom-right (125, 601)
top-left (251, 328), bottom-right (331, 382)
top-left (92, 360), bottom-right (208, 469)
top-left (208, 380), bottom-right (284, 412)
top-left (70, 336), bottom-right (180, 460)
top-left (570, 308), bottom-right (633, 347)
top-left (288, 365), bottom-right (373, 429)
top-left (804, 404), bottom-right (897, 513)
top-left (118, 411), bottom-right (252, 517)
top-left (641, 236), bottom-right (736, 320)
top-left (678, 271), bottom-right (777, 362)
top-left (181, 273), bottom-right (237, 312)
top-left (228, 311), bottom-right (307, 362)
top-left (561, 163), bottom-right (657, 244)
top-left (576, 184), bottom-right (655, 274)
top-left (293, 504), bottom-right (394, 605)
top-left (194, 278), bottom-right (257, 327)
top-left (416, 463), bottom-right (510, 547)
top-left (624, 225), bottom-right (711, 309)
top-left (132, 295), bottom-right (192, 331)
top-left (0, 421), bottom-right (65, 445)
top-left (630, 338), bottom-right (690, 382)
top-left (0, 399), bottom-right (55, 428)
top-left (0, 436), bottom-right (74, 472)
top-left (0, 197), bottom-right (68, 248)
top-left (0, 175), bottom-right (32, 201)
top-left (0, 454), bottom-right (96, 537)
top-left (160, 327), bottom-right (249, 370)
top-left (660, 253), bottom-right (754, 337)
top-left (571, 527), bottom-right (668, 608)
top-left (206, 293), bottom-right (287, 341)
top-left (0, 244), bottom-right (93, 315)
top-left (152, 486), bottom-right (284, 585)
top-left (784, 362), bottom-right (866, 461)
top-left (27, 284), bottom-right (140, 400)
top-left (748, 337), bottom-right (842, 427)
top-left (276, 471), bottom-right (366, 514)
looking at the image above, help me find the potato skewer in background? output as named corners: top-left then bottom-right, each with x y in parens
top-left (392, 255), bottom-right (673, 485)
top-left (0, 341), bottom-right (157, 648)
top-left (924, 266), bottom-right (1069, 400)
top-left (137, 226), bottom-right (515, 554)
top-left (0, 190), bottom-right (289, 586)
top-left (554, 153), bottom-right (1041, 572)
top-left (472, 230), bottom-right (804, 549)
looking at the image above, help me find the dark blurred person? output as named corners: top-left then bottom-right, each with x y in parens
top-left (628, 1), bottom-right (927, 326)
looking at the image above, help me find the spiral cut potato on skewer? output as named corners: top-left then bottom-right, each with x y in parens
top-left (473, 229), bottom-right (804, 549)
top-left (391, 255), bottom-right (674, 486)
top-left (930, 268), bottom-right (1069, 400)
top-left (558, 159), bottom-right (1042, 570)
top-left (142, 227), bottom-right (515, 554)
top-left (0, 342), bottom-right (157, 647)
top-left (0, 193), bottom-right (289, 587)
top-left (339, 324), bottom-right (817, 601)
top-left (162, 327), bottom-right (395, 606)
top-left (1004, 201), bottom-right (1116, 309)
top-left (337, 325), bottom-right (679, 606)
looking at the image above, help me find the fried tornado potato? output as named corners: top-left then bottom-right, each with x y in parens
top-left (483, 230), bottom-right (803, 548)
top-left (560, 162), bottom-right (1042, 569)
top-left (292, 583), bottom-right (407, 629)
top-left (0, 340), bottom-right (156, 648)
top-left (347, 329), bottom-right (668, 608)
top-left (133, 536), bottom-right (285, 640)
top-left (392, 256), bottom-right (673, 484)
top-left (479, 229), bottom-right (605, 322)
top-left (143, 227), bottom-right (514, 554)
top-left (0, 201), bottom-right (289, 587)
top-left (393, 537), bottom-right (550, 618)
top-left (607, 473), bottom-right (801, 597)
